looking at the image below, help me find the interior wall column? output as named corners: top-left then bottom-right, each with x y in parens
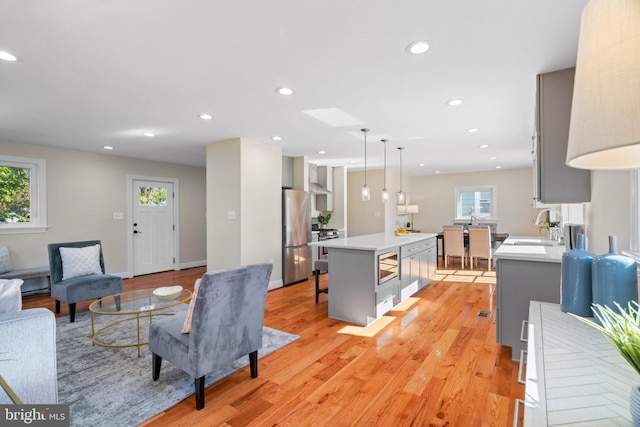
top-left (206, 138), bottom-right (282, 285)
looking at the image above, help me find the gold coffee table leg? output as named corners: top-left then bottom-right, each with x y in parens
top-left (136, 313), bottom-right (141, 357)
top-left (91, 311), bottom-right (95, 346)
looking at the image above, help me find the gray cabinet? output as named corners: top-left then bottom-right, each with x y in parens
top-left (400, 237), bottom-right (436, 300)
top-left (316, 166), bottom-right (333, 211)
top-left (534, 67), bottom-right (591, 203)
top-left (496, 258), bottom-right (561, 361)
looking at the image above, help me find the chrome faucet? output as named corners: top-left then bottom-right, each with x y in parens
top-left (533, 208), bottom-right (562, 225)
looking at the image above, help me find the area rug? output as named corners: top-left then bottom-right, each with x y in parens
top-left (55, 305), bottom-right (299, 427)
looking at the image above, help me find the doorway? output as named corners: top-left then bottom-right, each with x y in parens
top-left (128, 176), bottom-right (179, 276)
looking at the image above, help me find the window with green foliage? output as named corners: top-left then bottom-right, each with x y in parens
top-left (139, 186), bottom-right (168, 206)
top-left (0, 156), bottom-right (47, 234)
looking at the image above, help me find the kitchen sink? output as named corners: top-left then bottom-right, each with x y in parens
top-left (504, 239), bottom-right (557, 246)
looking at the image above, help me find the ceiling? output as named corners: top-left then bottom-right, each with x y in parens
top-left (0, 0), bottom-right (589, 177)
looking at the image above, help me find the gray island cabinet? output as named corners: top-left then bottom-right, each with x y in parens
top-left (493, 236), bottom-right (565, 361)
top-left (310, 233), bottom-right (437, 326)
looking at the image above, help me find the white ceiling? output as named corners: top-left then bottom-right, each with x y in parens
top-left (0, 0), bottom-right (589, 176)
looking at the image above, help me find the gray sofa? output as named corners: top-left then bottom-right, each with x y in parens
top-left (0, 308), bottom-right (58, 404)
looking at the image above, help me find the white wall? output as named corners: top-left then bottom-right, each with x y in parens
top-left (586, 170), bottom-right (631, 254)
top-left (407, 168), bottom-right (543, 235)
top-left (206, 138), bottom-right (282, 284)
top-left (0, 140), bottom-right (206, 274)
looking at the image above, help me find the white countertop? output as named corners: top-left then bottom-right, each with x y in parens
top-left (494, 235), bottom-right (565, 263)
top-left (308, 232), bottom-right (437, 252)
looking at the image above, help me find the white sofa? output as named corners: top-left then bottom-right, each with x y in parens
top-left (0, 279), bottom-right (57, 404)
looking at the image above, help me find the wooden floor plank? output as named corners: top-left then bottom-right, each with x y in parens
top-left (23, 260), bottom-right (525, 425)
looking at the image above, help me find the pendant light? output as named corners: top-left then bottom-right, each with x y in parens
top-left (397, 147), bottom-right (407, 205)
top-left (381, 139), bottom-right (389, 203)
top-left (361, 128), bottom-right (370, 201)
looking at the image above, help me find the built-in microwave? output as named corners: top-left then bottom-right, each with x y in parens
top-left (378, 250), bottom-right (399, 285)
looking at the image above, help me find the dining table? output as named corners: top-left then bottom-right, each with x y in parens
top-left (436, 230), bottom-right (509, 259)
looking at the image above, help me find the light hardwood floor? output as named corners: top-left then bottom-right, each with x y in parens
top-left (23, 261), bottom-right (524, 426)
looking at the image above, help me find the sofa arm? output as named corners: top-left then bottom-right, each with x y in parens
top-left (0, 308), bottom-right (58, 404)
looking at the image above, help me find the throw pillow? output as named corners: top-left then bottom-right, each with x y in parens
top-left (181, 278), bottom-right (202, 334)
top-left (59, 244), bottom-right (103, 280)
top-left (0, 246), bottom-right (12, 274)
top-left (0, 279), bottom-right (24, 313)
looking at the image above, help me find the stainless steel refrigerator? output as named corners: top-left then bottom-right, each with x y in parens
top-left (282, 189), bottom-right (312, 286)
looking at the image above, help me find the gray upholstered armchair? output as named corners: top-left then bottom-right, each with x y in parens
top-left (149, 263), bottom-right (273, 410)
top-left (47, 240), bottom-right (122, 322)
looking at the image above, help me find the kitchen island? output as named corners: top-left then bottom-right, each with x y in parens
top-left (309, 232), bottom-right (437, 325)
top-left (493, 236), bottom-right (565, 361)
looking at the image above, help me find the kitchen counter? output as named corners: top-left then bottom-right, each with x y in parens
top-left (495, 236), bottom-right (565, 361)
top-left (308, 232), bottom-right (437, 252)
top-left (524, 302), bottom-right (636, 426)
top-left (311, 232), bottom-right (437, 325)
top-left (494, 235), bottom-right (565, 263)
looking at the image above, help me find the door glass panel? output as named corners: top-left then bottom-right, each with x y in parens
top-left (139, 186), bottom-right (167, 206)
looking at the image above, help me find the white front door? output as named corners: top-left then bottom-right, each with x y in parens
top-left (132, 179), bottom-right (175, 276)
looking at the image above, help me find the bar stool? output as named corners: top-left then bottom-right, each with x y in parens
top-left (313, 259), bottom-right (328, 303)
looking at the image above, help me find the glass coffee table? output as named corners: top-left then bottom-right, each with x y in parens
top-left (89, 288), bottom-right (192, 356)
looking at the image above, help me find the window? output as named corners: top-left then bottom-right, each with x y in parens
top-left (454, 185), bottom-right (497, 220)
top-left (0, 155), bottom-right (47, 234)
top-left (138, 186), bottom-right (168, 206)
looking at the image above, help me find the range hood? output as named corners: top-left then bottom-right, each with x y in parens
top-left (308, 163), bottom-right (332, 195)
top-left (309, 181), bottom-right (331, 195)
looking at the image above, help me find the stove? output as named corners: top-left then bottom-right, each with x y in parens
top-left (318, 228), bottom-right (340, 238)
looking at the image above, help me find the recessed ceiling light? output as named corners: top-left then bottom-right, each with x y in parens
top-left (276, 87), bottom-right (294, 96)
top-left (271, 136), bottom-right (282, 141)
top-left (479, 144), bottom-right (489, 148)
top-left (405, 40), bottom-right (430, 55)
top-left (350, 160), bottom-right (357, 164)
top-left (435, 170), bottom-right (441, 174)
top-left (0, 51), bottom-right (17, 62)
top-left (103, 146), bottom-right (114, 150)
top-left (446, 99), bottom-right (463, 106)
top-left (199, 113), bottom-right (213, 120)
top-left (408, 136), bottom-right (424, 140)
top-left (318, 150), bottom-right (326, 154)
top-left (143, 132), bottom-right (155, 137)
top-left (495, 166), bottom-right (502, 169)
top-left (488, 156), bottom-right (496, 160)
top-left (467, 128), bottom-right (479, 133)
top-left (419, 163), bottom-right (425, 167)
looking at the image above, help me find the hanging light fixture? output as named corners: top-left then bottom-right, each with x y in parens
top-left (361, 128), bottom-right (370, 201)
top-left (397, 147), bottom-right (407, 205)
top-left (381, 139), bottom-right (389, 203)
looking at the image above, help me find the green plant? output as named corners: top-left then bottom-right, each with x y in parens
top-left (318, 212), bottom-right (331, 226)
top-left (573, 302), bottom-right (640, 375)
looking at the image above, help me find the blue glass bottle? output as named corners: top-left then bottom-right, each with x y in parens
top-left (592, 235), bottom-right (638, 322)
top-left (561, 233), bottom-right (594, 316)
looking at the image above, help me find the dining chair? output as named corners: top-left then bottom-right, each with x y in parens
top-left (468, 225), bottom-right (493, 271)
top-left (443, 225), bottom-right (467, 268)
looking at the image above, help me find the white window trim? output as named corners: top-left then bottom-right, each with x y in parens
top-left (0, 155), bottom-right (48, 234)
top-left (453, 185), bottom-right (498, 221)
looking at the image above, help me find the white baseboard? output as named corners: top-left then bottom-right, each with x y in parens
top-left (268, 279), bottom-right (283, 291)
top-left (179, 260), bottom-right (207, 270)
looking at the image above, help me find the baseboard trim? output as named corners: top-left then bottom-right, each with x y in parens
top-left (269, 279), bottom-right (283, 291)
top-left (179, 260), bottom-right (207, 270)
